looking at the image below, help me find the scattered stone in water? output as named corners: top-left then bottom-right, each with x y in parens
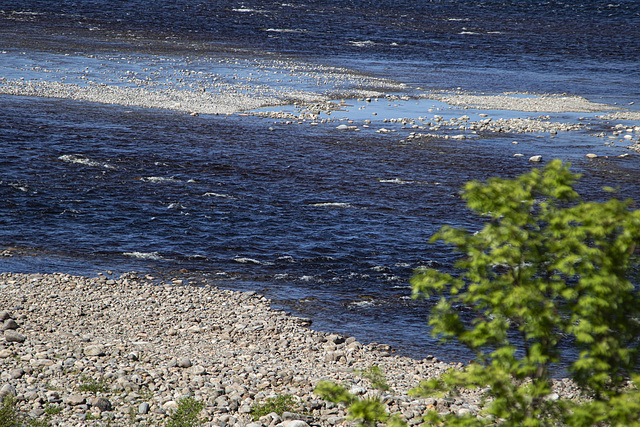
top-left (529, 155), bottom-right (543, 163)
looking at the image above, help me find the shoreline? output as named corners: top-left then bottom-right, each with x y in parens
top-left (0, 272), bottom-right (581, 426)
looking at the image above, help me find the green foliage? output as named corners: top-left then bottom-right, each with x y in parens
top-left (166, 397), bottom-right (204, 427)
top-left (77, 375), bottom-right (110, 393)
top-left (42, 406), bottom-right (60, 416)
top-left (0, 396), bottom-right (50, 427)
top-left (84, 412), bottom-right (100, 421)
top-left (411, 159), bottom-right (640, 425)
top-left (250, 394), bottom-right (297, 421)
top-left (355, 366), bottom-right (390, 392)
top-left (315, 366), bottom-right (407, 427)
top-left (0, 395), bottom-right (19, 427)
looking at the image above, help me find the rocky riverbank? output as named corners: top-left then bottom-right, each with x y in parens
top-left (0, 272), bottom-right (587, 426)
top-left (0, 272), bottom-right (481, 426)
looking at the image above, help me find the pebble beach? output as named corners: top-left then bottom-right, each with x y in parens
top-left (0, 272), bottom-right (586, 426)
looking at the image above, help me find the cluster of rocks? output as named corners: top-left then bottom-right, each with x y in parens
top-left (0, 272), bottom-right (485, 426)
top-left (0, 79), bottom-right (281, 116)
top-left (0, 50), bottom-right (395, 117)
top-left (398, 115), bottom-right (581, 146)
top-left (430, 93), bottom-right (617, 114)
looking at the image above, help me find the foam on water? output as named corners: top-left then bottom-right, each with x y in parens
top-left (123, 252), bottom-right (164, 260)
top-left (59, 154), bottom-right (117, 169)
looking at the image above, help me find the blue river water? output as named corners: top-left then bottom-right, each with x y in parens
top-left (1, 0), bottom-right (640, 362)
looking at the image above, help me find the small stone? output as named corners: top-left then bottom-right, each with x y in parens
top-left (528, 155), bottom-right (543, 163)
top-left (585, 153), bottom-right (598, 158)
top-left (0, 349), bottom-right (13, 358)
top-left (283, 421), bottom-right (309, 427)
top-left (4, 330), bottom-right (25, 343)
top-left (91, 397), bottom-right (112, 412)
top-left (66, 395), bottom-right (86, 406)
top-left (546, 392), bottom-right (560, 401)
top-left (177, 357), bottom-right (192, 368)
top-left (0, 311), bottom-right (10, 321)
top-left (9, 368), bottom-right (24, 379)
top-left (336, 124), bottom-right (349, 130)
top-left (29, 407), bottom-right (45, 418)
top-left (83, 345), bottom-right (105, 356)
top-left (457, 407), bottom-right (474, 416)
top-left (2, 319), bottom-right (18, 330)
top-left (513, 153), bottom-right (524, 157)
top-left (189, 365), bottom-right (206, 375)
top-left (349, 386), bottom-right (367, 395)
top-left (163, 400), bottom-right (179, 409)
top-left (0, 384), bottom-right (16, 397)
top-left (139, 402), bottom-right (150, 414)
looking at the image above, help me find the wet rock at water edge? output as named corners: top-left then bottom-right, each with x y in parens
top-left (528, 155), bottom-right (543, 162)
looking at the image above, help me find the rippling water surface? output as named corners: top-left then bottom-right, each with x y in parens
top-left (1, 0), bottom-right (640, 361)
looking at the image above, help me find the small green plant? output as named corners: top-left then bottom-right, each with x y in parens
top-left (250, 394), bottom-right (297, 421)
top-left (77, 375), bottom-right (110, 393)
top-left (85, 412), bottom-right (100, 421)
top-left (166, 397), bottom-right (204, 427)
top-left (0, 395), bottom-right (20, 427)
top-left (128, 406), bottom-right (136, 425)
top-left (43, 406), bottom-right (60, 416)
top-left (355, 366), bottom-right (389, 392)
top-left (0, 395), bottom-right (51, 427)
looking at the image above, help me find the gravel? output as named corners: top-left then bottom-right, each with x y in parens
top-left (0, 272), bottom-right (484, 426)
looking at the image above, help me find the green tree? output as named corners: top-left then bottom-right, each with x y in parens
top-left (410, 159), bottom-right (640, 426)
